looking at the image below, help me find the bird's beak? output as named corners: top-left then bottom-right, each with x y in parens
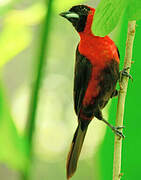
top-left (59, 11), bottom-right (79, 20)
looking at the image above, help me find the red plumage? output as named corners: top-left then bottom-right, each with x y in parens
top-left (60, 5), bottom-right (121, 179)
top-left (78, 7), bottom-right (119, 107)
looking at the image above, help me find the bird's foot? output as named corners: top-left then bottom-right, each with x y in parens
top-left (101, 118), bottom-right (125, 139)
top-left (112, 126), bottom-right (125, 139)
top-left (119, 67), bottom-right (133, 82)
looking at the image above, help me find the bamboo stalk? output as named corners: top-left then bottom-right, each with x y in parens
top-left (113, 21), bottom-right (136, 180)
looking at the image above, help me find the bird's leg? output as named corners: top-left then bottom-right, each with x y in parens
top-left (101, 118), bottom-right (125, 139)
top-left (95, 109), bottom-right (125, 138)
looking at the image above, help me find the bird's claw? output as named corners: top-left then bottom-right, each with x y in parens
top-left (101, 118), bottom-right (125, 139)
top-left (112, 126), bottom-right (125, 139)
top-left (115, 126), bottom-right (125, 130)
top-left (120, 67), bottom-right (133, 82)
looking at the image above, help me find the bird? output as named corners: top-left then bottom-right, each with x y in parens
top-left (60, 5), bottom-right (124, 179)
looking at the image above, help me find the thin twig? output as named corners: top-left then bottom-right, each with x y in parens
top-left (113, 21), bottom-right (136, 180)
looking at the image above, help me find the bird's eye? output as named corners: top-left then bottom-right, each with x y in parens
top-left (82, 7), bottom-right (87, 13)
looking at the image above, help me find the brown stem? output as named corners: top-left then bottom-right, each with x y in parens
top-left (113, 21), bottom-right (136, 180)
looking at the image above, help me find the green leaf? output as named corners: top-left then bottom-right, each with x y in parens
top-left (92, 0), bottom-right (127, 36)
top-left (0, 82), bottom-right (29, 172)
top-left (53, 0), bottom-right (86, 13)
top-left (127, 0), bottom-right (141, 20)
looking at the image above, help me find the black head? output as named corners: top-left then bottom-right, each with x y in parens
top-left (60, 5), bottom-right (91, 32)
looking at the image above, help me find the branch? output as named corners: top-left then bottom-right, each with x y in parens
top-left (113, 20), bottom-right (136, 180)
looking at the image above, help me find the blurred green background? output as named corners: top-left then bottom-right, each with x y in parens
top-left (0, 0), bottom-right (140, 179)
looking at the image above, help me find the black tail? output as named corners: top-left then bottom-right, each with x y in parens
top-left (66, 122), bottom-right (88, 179)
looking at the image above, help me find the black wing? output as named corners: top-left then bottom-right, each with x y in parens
top-left (116, 46), bottom-right (120, 59)
top-left (74, 46), bottom-right (92, 116)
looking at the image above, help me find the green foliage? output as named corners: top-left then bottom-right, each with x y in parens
top-left (99, 12), bottom-right (141, 180)
top-left (0, 3), bottom-right (45, 69)
top-left (0, 0), bottom-right (88, 176)
top-left (92, 0), bottom-right (127, 36)
top-left (0, 82), bottom-right (28, 172)
top-left (0, 2), bottom-right (45, 173)
top-left (0, 0), bottom-right (140, 179)
top-left (127, 0), bottom-right (141, 20)
top-left (122, 19), bottom-right (141, 180)
top-left (92, 0), bottom-right (141, 36)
